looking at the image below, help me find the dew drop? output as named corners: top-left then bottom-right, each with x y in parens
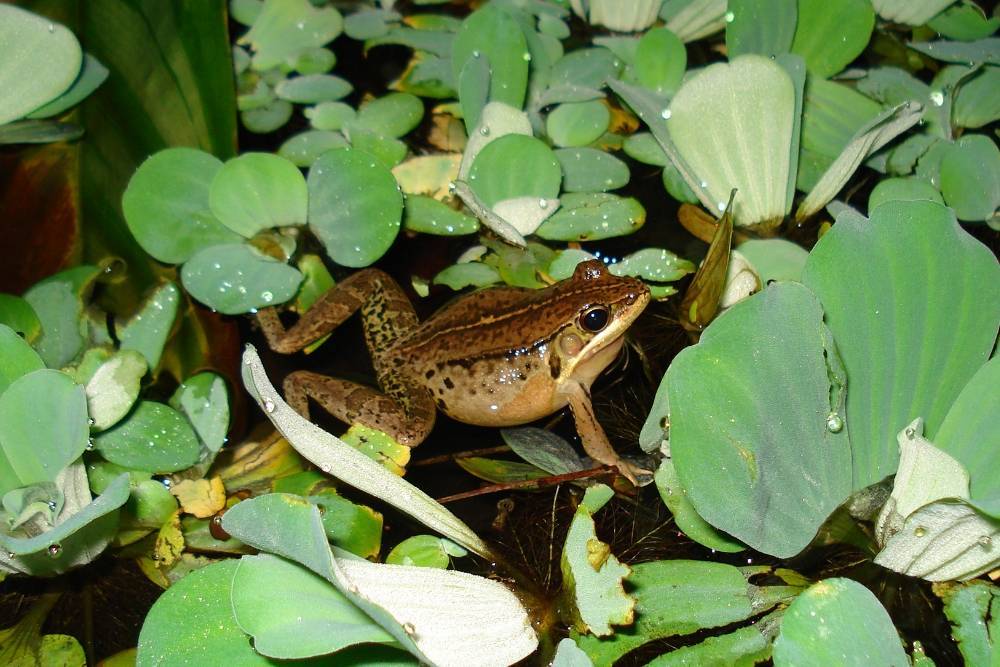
top-left (660, 108), bottom-right (672, 120)
top-left (479, 126), bottom-right (490, 136)
top-left (48, 543), bottom-right (62, 558)
top-left (725, 11), bottom-right (735, 22)
top-left (826, 413), bottom-right (844, 433)
top-left (929, 91), bottom-right (944, 106)
top-left (978, 535), bottom-right (992, 547)
top-left (472, 50), bottom-right (481, 58)
top-left (47, 23), bottom-right (55, 32)
top-left (914, 526), bottom-right (927, 537)
top-left (263, 398), bottom-right (276, 413)
top-left (539, 198), bottom-right (548, 209)
top-left (403, 622), bottom-right (416, 635)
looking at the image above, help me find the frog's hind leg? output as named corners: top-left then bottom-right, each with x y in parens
top-left (282, 371), bottom-right (435, 447)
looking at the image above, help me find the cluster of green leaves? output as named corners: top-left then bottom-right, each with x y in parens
top-left (0, 267), bottom-right (229, 578)
top-left (0, 5), bottom-right (108, 144)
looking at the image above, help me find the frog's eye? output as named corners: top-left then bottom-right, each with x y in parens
top-left (580, 306), bottom-right (610, 332)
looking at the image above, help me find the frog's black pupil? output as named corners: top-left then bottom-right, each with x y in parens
top-left (582, 307), bottom-right (610, 332)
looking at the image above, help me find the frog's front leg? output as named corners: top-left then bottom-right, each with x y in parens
top-left (256, 269), bottom-right (436, 447)
top-left (563, 381), bottom-right (646, 484)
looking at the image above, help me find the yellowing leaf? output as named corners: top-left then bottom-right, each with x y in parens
top-left (170, 477), bottom-right (227, 519)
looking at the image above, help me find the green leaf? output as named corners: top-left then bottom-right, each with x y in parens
top-left (93, 401), bottom-right (201, 473)
top-left (286, 46), bottom-right (336, 75)
top-left (936, 580), bottom-right (1000, 666)
top-left (26, 53), bottom-right (109, 120)
top-left (560, 484), bottom-right (633, 637)
top-left (645, 617), bottom-right (777, 666)
top-left (241, 98), bottom-right (292, 133)
top-left (735, 239), bottom-right (808, 283)
top-left (666, 55), bottom-right (796, 226)
top-left (939, 134), bottom-right (1000, 221)
top-left (84, 350), bottom-right (147, 431)
top-left (452, 5), bottom-right (528, 116)
top-left (231, 553), bottom-right (396, 658)
top-left (552, 638), bottom-right (593, 667)
top-left (455, 457), bottom-right (549, 484)
top-left (122, 148), bottom-right (240, 265)
top-left (546, 101), bottom-right (611, 147)
top-left (0, 295), bottom-right (41, 343)
top-left (633, 28), bottom-right (686, 96)
top-left (136, 560), bottom-right (270, 666)
top-left (653, 460), bottom-right (746, 553)
top-left (181, 243), bottom-right (303, 314)
top-left (116, 281), bottom-right (181, 371)
top-left (661, 0), bottom-right (730, 42)
top-left (0, 370), bottom-right (88, 494)
top-left (773, 578), bottom-right (907, 666)
top-left (344, 7), bottom-right (400, 41)
top-left (432, 262), bottom-right (501, 290)
top-left (0, 324), bottom-right (45, 396)
top-left (209, 153), bottom-right (308, 237)
top-left (501, 427), bottom-right (585, 475)
top-left (790, 0), bottom-right (874, 78)
top-left (278, 129), bottom-right (349, 166)
top-left (274, 73), bottom-right (352, 103)
top-left (609, 248), bottom-right (695, 282)
top-left (667, 283), bottom-right (852, 557)
top-left (928, 3), bottom-right (1000, 41)
top-left (308, 148), bottom-right (403, 268)
top-left (345, 122), bottom-right (409, 168)
top-left (310, 491), bottom-right (383, 559)
top-left (468, 134), bottom-right (562, 208)
top-left (356, 93), bottom-right (424, 139)
top-left (536, 192), bottom-right (644, 241)
top-left (952, 65), bottom-right (1000, 129)
top-left (574, 560), bottom-right (768, 666)
top-left (726, 0), bottom-right (797, 58)
top-left (241, 0), bottom-right (343, 70)
top-left (801, 201), bottom-right (1000, 490)
top-left (0, 5), bottom-right (81, 125)
top-left (872, 0), bottom-right (958, 26)
top-left (622, 132), bottom-right (668, 166)
top-left (868, 177), bottom-right (944, 210)
top-left (386, 535), bottom-right (463, 569)
top-left (23, 266), bottom-right (100, 370)
top-left (169, 372), bottom-right (230, 455)
top-left (549, 47), bottom-right (621, 90)
top-left (909, 38), bottom-right (1000, 65)
top-left (403, 195), bottom-right (478, 236)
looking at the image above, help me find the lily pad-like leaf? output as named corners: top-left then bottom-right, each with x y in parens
top-left (93, 401), bottom-right (201, 473)
top-left (0, 370), bottom-right (88, 495)
top-left (873, 499), bottom-right (1000, 581)
top-left (459, 102), bottom-right (532, 181)
top-left (26, 53), bottom-right (109, 120)
top-left (936, 580), bottom-right (1000, 666)
top-left (561, 485), bottom-right (633, 637)
top-left (84, 350), bottom-right (147, 431)
top-left (909, 37), bottom-right (1000, 65)
top-left (231, 553), bottom-right (396, 659)
top-left (936, 355), bottom-right (1000, 512)
top-left (209, 153), bottom-right (308, 237)
top-left (939, 133), bottom-right (1000, 222)
top-left (666, 283), bottom-right (852, 557)
top-left (772, 578), bottom-right (908, 666)
top-left (725, 0), bottom-right (797, 59)
top-left (790, 0), bottom-right (874, 78)
top-left (871, 0), bottom-right (958, 26)
top-left (491, 196), bottom-right (560, 236)
top-left (274, 73), bottom-right (352, 104)
top-left (547, 100), bottom-right (611, 147)
top-left (801, 201), bottom-right (1000, 491)
top-left (633, 27), bottom-right (686, 96)
top-left (468, 134), bottom-right (562, 209)
top-left (279, 129), bottom-right (348, 167)
top-left (343, 7), bottom-right (400, 41)
top-left (556, 148), bottom-right (630, 193)
top-left (241, 98), bottom-right (293, 133)
top-left (536, 193), bottom-right (644, 241)
top-left (432, 262), bottom-right (501, 290)
top-left (952, 65), bottom-right (1000, 129)
top-left (241, 0), bottom-right (343, 70)
top-left (501, 427), bottom-right (585, 476)
top-left (0, 5), bottom-right (82, 125)
top-left (796, 102), bottom-right (923, 221)
top-left (305, 101), bottom-right (355, 130)
top-left (654, 459), bottom-right (746, 552)
top-left (454, 456), bottom-right (550, 484)
top-left (661, 0), bottom-right (729, 42)
top-left (868, 177), bottom-right (943, 210)
top-left (116, 281), bottom-right (180, 371)
top-left (403, 195), bottom-right (478, 236)
top-left (122, 148), bottom-right (241, 264)
top-left (548, 46), bottom-right (621, 91)
top-left (735, 239), bottom-right (808, 283)
top-left (385, 535), bottom-right (466, 569)
top-left (308, 148), bottom-right (403, 268)
top-left (23, 266), bottom-right (99, 370)
top-left (240, 346), bottom-right (492, 558)
top-left (666, 55), bottom-right (796, 226)
top-left (452, 5), bottom-right (528, 117)
top-left (170, 372), bottom-right (230, 455)
top-left (929, 3), bottom-right (1000, 41)
top-left (356, 93), bottom-right (424, 139)
top-left (181, 243), bottom-right (303, 314)
top-left (0, 324), bottom-right (44, 396)
top-left (609, 248), bottom-right (695, 283)
top-left (0, 295), bottom-right (41, 343)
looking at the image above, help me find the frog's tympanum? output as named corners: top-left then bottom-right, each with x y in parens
top-left (257, 260), bottom-right (650, 482)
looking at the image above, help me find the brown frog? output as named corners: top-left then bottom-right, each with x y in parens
top-left (256, 259), bottom-right (650, 482)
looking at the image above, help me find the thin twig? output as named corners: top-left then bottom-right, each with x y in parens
top-left (435, 465), bottom-right (616, 504)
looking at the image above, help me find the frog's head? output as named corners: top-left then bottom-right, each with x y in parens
top-left (550, 260), bottom-right (650, 388)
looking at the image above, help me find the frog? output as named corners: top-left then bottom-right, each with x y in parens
top-left (255, 259), bottom-right (651, 483)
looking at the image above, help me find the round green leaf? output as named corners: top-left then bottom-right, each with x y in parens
top-left (286, 46), bottom-right (336, 74)
top-left (305, 101), bottom-right (356, 130)
top-left (386, 535), bottom-right (453, 569)
top-left (23, 267), bottom-right (97, 369)
top-left (116, 282), bottom-right (181, 371)
top-left (344, 8), bottom-right (399, 41)
top-left (0, 324), bottom-right (44, 395)
top-left (939, 134), bottom-right (1000, 222)
top-left (85, 350), bottom-right (147, 431)
top-left (181, 243), bottom-right (303, 315)
top-left (242, 0), bottom-right (343, 70)
top-left (241, 99), bottom-right (293, 133)
top-left (536, 192), bottom-right (645, 241)
top-left (634, 27), bottom-right (686, 96)
top-left (623, 132), bottom-right (668, 166)
top-left (0, 5), bottom-right (82, 125)
top-left (231, 553), bottom-right (395, 659)
top-left (209, 153), bottom-right (308, 237)
top-left (802, 201), bottom-right (1000, 491)
top-left (549, 47), bottom-right (621, 90)
top-left (773, 578), bottom-right (907, 666)
top-left (468, 134), bottom-right (561, 207)
top-left (790, 0), bottom-right (875, 78)
top-left (169, 372), bottom-right (230, 455)
top-left (452, 5), bottom-right (528, 113)
top-left (356, 93), bottom-right (424, 139)
top-left (0, 369), bottom-right (88, 492)
top-left (432, 262), bottom-right (501, 290)
top-left (345, 124), bottom-right (409, 168)
top-left (26, 53), bottom-right (109, 120)
top-left (275, 74), bottom-right (352, 103)
top-left (868, 177), bottom-right (944, 211)
top-left (403, 195), bottom-right (478, 236)
top-left (609, 248), bottom-right (695, 282)
top-left (136, 560), bottom-right (270, 666)
top-left (546, 100), bottom-right (611, 147)
top-left (308, 148), bottom-right (403, 267)
top-left (93, 401), bottom-right (201, 472)
top-left (547, 249), bottom-right (596, 281)
top-left (654, 460), bottom-right (746, 552)
top-left (726, 0), bottom-right (798, 58)
top-left (278, 129), bottom-right (349, 166)
top-left (952, 65), bottom-right (1000, 129)
top-left (122, 148), bottom-right (240, 264)
top-left (555, 147), bottom-right (630, 192)
top-left (667, 283), bottom-right (853, 557)
top-left (736, 238), bottom-right (809, 283)
top-left (928, 3), bottom-right (1000, 41)
top-left (0, 294), bottom-right (41, 343)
